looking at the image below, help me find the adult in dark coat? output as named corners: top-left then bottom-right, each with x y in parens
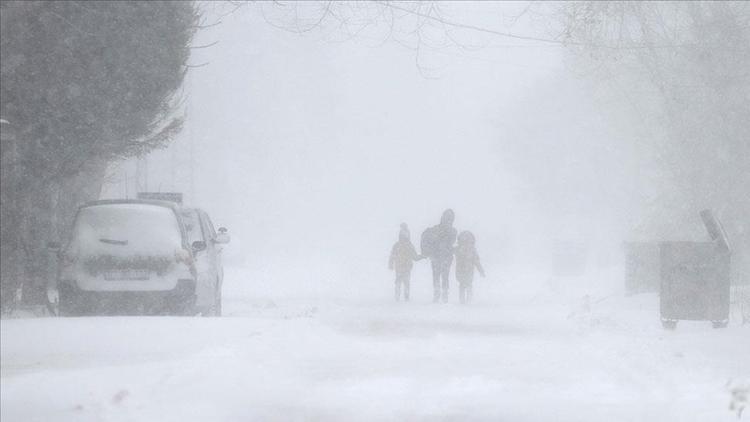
top-left (423, 209), bottom-right (458, 303)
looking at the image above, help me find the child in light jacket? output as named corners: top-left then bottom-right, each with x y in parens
top-left (454, 231), bottom-right (485, 304)
top-left (389, 223), bottom-right (423, 302)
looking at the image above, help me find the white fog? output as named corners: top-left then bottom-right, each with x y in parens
top-left (1, 2), bottom-right (748, 421)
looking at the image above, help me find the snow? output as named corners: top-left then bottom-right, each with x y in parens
top-left (69, 204), bottom-right (184, 258)
top-left (2, 266), bottom-right (748, 422)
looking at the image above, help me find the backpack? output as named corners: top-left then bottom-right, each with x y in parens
top-left (421, 226), bottom-right (438, 258)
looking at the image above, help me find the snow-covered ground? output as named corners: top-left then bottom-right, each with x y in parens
top-left (2, 266), bottom-right (748, 422)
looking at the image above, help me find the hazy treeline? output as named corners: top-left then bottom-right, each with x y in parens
top-left (256, 1), bottom-right (750, 282)
top-left (0, 1), bottom-right (199, 311)
top-left (557, 2), bottom-right (750, 281)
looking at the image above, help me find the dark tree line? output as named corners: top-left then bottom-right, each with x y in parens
top-left (0, 1), bottom-right (199, 312)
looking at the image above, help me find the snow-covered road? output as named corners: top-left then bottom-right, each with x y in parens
top-left (2, 267), bottom-right (748, 421)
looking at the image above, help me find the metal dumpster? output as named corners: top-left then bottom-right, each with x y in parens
top-left (659, 210), bottom-right (732, 329)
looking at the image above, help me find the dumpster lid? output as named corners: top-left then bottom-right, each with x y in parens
top-left (700, 209), bottom-right (731, 253)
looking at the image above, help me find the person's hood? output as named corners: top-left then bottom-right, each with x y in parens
top-left (399, 223), bottom-right (410, 241)
top-left (440, 209), bottom-right (455, 227)
top-left (458, 230), bottom-right (475, 246)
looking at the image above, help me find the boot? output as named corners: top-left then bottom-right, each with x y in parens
top-left (441, 289), bottom-right (449, 303)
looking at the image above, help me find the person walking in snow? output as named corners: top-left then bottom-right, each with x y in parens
top-left (454, 230), bottom-right (485, 304)
top-left (388, 223), bottom-right (424, 302)
top-left (421, 209), bottom-right (458, 303)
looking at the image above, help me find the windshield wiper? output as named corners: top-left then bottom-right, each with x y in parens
top-left (99, 238), bottom-right (128, 246)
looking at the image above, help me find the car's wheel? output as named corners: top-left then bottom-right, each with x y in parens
top-left (168, 279), bottom-right (198, 316)
top-left (167, 294), bottom-right (197, 316)
top-left (201, 282), bottom-right (222, 317)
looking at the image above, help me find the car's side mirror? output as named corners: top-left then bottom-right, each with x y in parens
top-left (192, 240), bottom-right (207, 252)
top-left (47, 241), bottom-right (61, 252)
top-left (214, 233), bottom-right (230, 244)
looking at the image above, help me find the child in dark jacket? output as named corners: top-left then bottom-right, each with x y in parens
top-left (389, 223), bottom-right (423, 301)
top-left (454, 231), bottom-right (485, 304)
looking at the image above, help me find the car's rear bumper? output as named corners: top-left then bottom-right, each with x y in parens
top-left (59, 279), bottom-right (197, 316)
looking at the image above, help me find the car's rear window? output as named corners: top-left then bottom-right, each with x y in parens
top-left (68, 204), bottom-right (183, 258)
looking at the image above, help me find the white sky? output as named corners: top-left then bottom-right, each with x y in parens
top-left (103, 2), bottom-right (646, 289)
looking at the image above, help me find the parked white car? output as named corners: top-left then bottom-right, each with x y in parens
top-left (50, 199), bottom-right (200, 316)
top-left (180, 207), bottom-right (230, 316)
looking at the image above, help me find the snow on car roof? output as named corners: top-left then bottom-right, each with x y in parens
top-left (81, 199), bottom-right (182, 211)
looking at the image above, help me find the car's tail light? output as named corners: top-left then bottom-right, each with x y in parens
top-left (175, 249), bottom-right (197, 278)
top-left (175, 248), bottom-right (193, 265)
